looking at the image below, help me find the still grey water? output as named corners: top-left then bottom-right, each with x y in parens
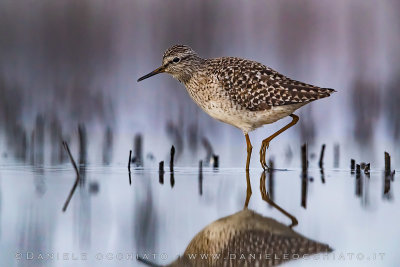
top-left (0, 162), bottom-right (398, 267)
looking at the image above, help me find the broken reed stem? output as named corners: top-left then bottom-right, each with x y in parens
top-left (62, 141), bottom-right (80, 212)
top-left (319, 144), bottom-right (326, 168)
top-left (212, 154), bottom-right (219, 168)
top-left (385, 152), bottom-right (391, 176)
top-left (351, 159), bottom-right (355, 173)
top-left (268, 159), bottom-right (274, 203)
top-left (301, 143), bottom-right (307, 175)
top-left (128, 150), bottom-right (132, 185)
top-left (170, 145), bottom-right (175, 172)
top-left (301, 144), bottom-right (308, 209)
top-left (199, 160), bottom-right (203, 195)
top-left (170, 146), bottom-right (175, 188)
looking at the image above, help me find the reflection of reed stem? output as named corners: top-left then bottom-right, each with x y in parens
top-left (159, 161), bottom-right (164, 184)
top-left (128, 150), bottom-right (132, 185)
top-left (356, 164), bottom-right (361, 174)
top-left (62, 141), bottom-right (80, 212)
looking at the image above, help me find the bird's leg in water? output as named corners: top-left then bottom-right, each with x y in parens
top-left (260, 114), bottom-right (299, 170)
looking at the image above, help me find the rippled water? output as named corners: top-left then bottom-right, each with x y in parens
top-left (0, 162), bottom-right (398, 267)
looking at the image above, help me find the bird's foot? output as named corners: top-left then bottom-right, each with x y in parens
top-left (261, 162), bottom-right (270, 171)
top-left (262, 139), bottom-right (271, 150)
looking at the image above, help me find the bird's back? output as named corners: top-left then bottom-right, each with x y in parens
top-left (204, 57), bottom-right (335, 112)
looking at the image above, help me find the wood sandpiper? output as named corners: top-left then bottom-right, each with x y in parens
top-left (168, 209), bottom-right (331, 266)
top-left (138, 45), bottom-right (335, 170)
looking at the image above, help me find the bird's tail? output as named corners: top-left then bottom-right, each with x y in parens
top-left (317, 88), bottom-right (336, 99)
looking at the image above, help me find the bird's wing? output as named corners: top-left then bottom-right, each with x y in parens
top-left (210, 57), bottom-right (335, 111)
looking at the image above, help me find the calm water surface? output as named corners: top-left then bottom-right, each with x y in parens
top-left (0, 163), bottom-right (398, 267)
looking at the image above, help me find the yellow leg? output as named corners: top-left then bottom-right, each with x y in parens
top-left (260, 114), bottom-right (299, 170)
top-left (260, 171), bottom-right (298, 228)
top-left (245, 133), bottom-right (253, 171)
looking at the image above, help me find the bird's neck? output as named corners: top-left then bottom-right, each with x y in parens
top-left (175, 56), bottom-right (205, 84)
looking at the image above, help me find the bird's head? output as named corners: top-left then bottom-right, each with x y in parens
top-left (137, 44), bottom-right (203, 83)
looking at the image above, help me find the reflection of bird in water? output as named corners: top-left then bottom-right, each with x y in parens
top-left (168, 209), bottom-right (331, 267)
top-left (138, 45), bottom-right (335, 170)
top-left (139, 171), bottom-right (331, 267)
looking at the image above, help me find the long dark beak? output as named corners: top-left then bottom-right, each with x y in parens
top-left (137, 66), bottom-right (165, 82)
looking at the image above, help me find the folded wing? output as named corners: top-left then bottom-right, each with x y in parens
top-left (212, 57), bottom-right (335, 111)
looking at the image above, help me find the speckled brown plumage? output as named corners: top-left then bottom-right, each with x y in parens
top-left (167, 209), bottom-right (332, 267)
top-left (207, 57), bottom-right (335, 111)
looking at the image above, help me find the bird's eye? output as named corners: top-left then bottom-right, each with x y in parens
top-left (172, 57), bottom-right (180, 63)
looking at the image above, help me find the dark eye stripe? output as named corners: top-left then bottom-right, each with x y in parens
top-left (169, 55), bottom-right (190, 64)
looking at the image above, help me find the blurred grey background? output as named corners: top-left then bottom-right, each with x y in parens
top-left (1, 2), bottom-right (400, 267)
top-left (1, 0), bottom-right (399, 168)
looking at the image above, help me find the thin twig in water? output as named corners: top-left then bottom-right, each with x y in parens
top-left (128, 150), bottom-right (132, 185)
top-left (170, 145), bottom-right (175, 172)
top-left (62, 141), bottom-right (80, 212)
top-left (319, 144), bottom-right (326, 168)
top-left (128, 150), bottom-right (132, 171)
top-left (199, 160), bottom-right (203, 195)
top-left (170, 145), bottom-right (175, 187)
